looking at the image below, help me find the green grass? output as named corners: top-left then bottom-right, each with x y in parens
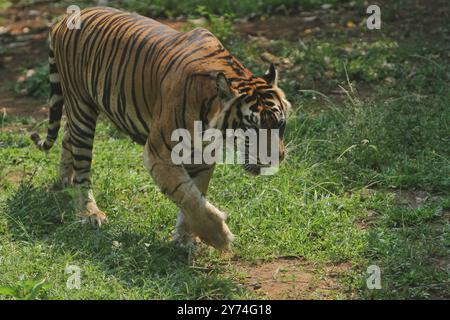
top-left (1, 85), bottom-right (448, 299)
top-left (1, 1), bottom-right (449, 299)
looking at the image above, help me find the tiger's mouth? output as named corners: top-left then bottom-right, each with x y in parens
top-left (240, 133), bottom-right (285, 176)
top-left (242, 147), bottom-right (282, 176)
top-left (244, 163), bottom-right (262, 175)
top-left (243, 163), bottom-right (272, 176)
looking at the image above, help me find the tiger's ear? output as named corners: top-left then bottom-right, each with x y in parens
top-left (263, 63), bottom-right (278, 86)
top-left (216, 72), bottom-right (236, 100)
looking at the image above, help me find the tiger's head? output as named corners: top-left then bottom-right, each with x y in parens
top-left (215, 64), bottom-right (291, 175)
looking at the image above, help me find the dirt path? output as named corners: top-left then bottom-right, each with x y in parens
top-left (235, 258), bottom-right (352, 299)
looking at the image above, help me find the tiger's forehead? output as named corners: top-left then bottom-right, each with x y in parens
top-left (233, 77), bottom-right (271, 96)
top-left (236, 87), bottom-right (279, 112)
top-left (228, 76), bottom-right (288, 115)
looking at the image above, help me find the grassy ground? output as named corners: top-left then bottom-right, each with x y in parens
top-left (1, 0), bottom-right (449, 299)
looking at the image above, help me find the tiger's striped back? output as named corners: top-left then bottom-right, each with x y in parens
top-left (43, 7), bottom-right (261, 146)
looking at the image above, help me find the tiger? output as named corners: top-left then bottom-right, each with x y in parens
top-left (31, 7), bottom-right (291, 251)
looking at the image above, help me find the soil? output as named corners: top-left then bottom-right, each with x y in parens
top-left (235, 258), bottom-right (353, 299)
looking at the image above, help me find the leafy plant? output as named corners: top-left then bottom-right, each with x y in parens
top-left (14, 62), bottom-right (49, 98)
top-left (184, 6), bottom-right (235, 45)
top-left (0, 278), bottom-right (50, 300)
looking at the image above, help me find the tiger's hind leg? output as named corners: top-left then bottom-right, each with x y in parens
top-left (173, 165), bottom-right (215, 247)
top-left (65, 99), bottom-right (107, 227)
top-left (59, 123), bottom-right (74, 187)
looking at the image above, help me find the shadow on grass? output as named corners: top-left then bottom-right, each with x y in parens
top-left (4, 182), bottom-right (243, 299)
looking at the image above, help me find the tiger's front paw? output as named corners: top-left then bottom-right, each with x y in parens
top-left (189, 202), bottom-right (235, 251)
top-left (80, 210), bottom-right (108, 228)
top-left (172, 231), bottom-right (199, 249)
top-left (172, 212), bottom-right (199, 248)
top-left (79, 202), bottom-right (108, 228)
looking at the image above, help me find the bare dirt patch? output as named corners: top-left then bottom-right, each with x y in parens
top-left (442, 209), bottom-right (450, 222)
top-left (0, 4), bottom-right (58, 119)
top-left (235, 4), bottom-right (361, 41)
top-left (3, 170), bottom-right (27, 184)
top-left (0, 93), bottom-right (47, 119)
top-left (235, 258), bottom-right (352, 299)
top-left (236, 0), bottom-right (450, 44)
top-left (393, 189), bottom-right (429, 210)
top-left (391, 189), bottom-right (447, 213)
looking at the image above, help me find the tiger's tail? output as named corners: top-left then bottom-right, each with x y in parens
top-left (31, 43), bottom-right (64, 151)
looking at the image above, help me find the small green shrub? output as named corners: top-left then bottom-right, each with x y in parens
top-left (0, 278), bottom-right (50, 300)
top-left (14, 62), bottom-right (49, 98)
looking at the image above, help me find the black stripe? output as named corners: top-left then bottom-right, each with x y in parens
top-left (49, 63), bottom-right (58, 74)
top-left (186, 165), bottom-right (211, 178)
top-left (167, 179), bottom-right (191, 196)
top-left (72, 153), bottom-right (92, 162)
top-left (50, 83), bottom-right (62, 95)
